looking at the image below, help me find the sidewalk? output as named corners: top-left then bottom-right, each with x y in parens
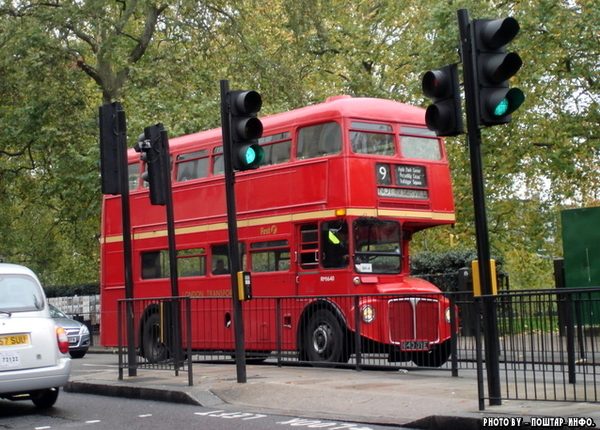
top-left (66, 349), bottom-right (600, 429)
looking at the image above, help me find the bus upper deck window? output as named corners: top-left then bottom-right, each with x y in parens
top-left (350, 122), bottom-right (394, 155)
top-left (297, 122), bottom-right (341, 159)
top-left (176, 150), bottom-right (209, 181)
top-left (259, 132), bottom-right (291, 166)
top-left (400, 127), bottom-right (442, 161)
top-left (128, 163), bottom-right (140, 190)
top-left (212, 146), bottom-right (224, 175)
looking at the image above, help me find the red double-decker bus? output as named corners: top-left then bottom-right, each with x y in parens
top-left (100, 95), bottom-right (456, 366)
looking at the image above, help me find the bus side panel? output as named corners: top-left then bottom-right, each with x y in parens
top-left (99, 238), bottom-right (125, 347)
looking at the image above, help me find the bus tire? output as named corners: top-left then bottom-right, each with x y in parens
top-left (411, 340), bottom-right (451, 368)
top-left (302, 309), bottom-right (349, 364)
top-left (141, 311), bottom-right (169, 363)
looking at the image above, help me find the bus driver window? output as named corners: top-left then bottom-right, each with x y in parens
top-left (321, 221), bottom-right (349, 268)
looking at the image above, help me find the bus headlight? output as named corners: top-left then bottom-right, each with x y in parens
top-left (445, 307), bottom-right (451, 323)
top-left (361, 305), bottom-right (375, 323)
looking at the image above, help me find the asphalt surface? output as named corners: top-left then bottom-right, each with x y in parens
top-left (2, 391), bottom-right (404, 430)
top-left (65, 349), bottom-right (600, 429)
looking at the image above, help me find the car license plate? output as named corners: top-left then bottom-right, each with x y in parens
top-left (0, 351), bottom-right (21, 368)
top-left (0, 334), bottom-right (30, 347)
top-left (400, 341), bottom-right (430, 351)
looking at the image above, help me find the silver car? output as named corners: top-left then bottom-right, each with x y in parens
top-left (0, 263), bottom-right (72, 408)
top-left (49, 304), bottom-right (90, 358)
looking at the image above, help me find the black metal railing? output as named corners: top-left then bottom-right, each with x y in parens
top-left (493, 288), bottom-right (600, 402)
top-left (116, 287), bottom-right (600, 403)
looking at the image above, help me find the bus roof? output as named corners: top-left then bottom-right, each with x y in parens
top-left (129, 96), bottom-right (426, 159)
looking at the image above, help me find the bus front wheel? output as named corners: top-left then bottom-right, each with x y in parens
top-left (141, 312), bottom-right (169, 363)
top-left (302, 309), bottom-right (349, 364)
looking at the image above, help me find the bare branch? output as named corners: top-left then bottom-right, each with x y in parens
top-left (129, 4), bottom-right (168, 64)
top-left (76, 59), bottom-right (103, 88)
top-left (65, 23), bottom-right (98, 54)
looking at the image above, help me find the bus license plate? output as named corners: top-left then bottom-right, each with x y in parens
top-left (0, 351), bottom-right (21, 368)
top-left (401, 341), bottom-right (429, 351)
top-left (0, 334), bottom-right (30, 347)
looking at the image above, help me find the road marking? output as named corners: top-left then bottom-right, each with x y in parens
top-left (277, 418), bottom-right (374, 429)
top-left (138, 414), bottom-right (153, 418)
top-left (195, 410), bottom-right (225, 416)
top-left (85, 420), bottom-right (101, 424)
top-left (195, 410), bottom-right (267, 420)
top-left (194, 411), bottom-right (374, 429)
top-left (35, 427), bottom-right (51, 430)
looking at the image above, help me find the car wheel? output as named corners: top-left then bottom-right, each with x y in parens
top-left (31, 388), bottom-right (59, 408)
top-left (70, 350), bottom-right (87, 359)
top-left (302, 309), bottom-right (349, 364)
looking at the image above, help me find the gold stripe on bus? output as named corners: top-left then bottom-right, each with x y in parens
top-left (104, 235), bottom-right (123, 244)
top-left (345, 208), bottom-right (378, 217)
top-left (101, 208), bottom-right (454, 244)
top-left (135, 230), bottom-right (167, 240)
top-left (211, 222), bottom-right (230, 231)
top-left (241, 214), bottom-right (292, 227)
top-left (291, 210), bottom-right (336, 221)
top-left (434, 213), bottom-right (456, 222)
top-left (378, 209), bottom-right (456, 222)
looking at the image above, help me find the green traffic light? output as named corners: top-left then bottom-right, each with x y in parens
top-left (244, 147), bottom-right (257, 165)
top-left (237, 143), bottom-right (264, 169)
top-left (488, 88), bottom-right (525, 120)
top-left (493, 98), bottom-right (509, 117)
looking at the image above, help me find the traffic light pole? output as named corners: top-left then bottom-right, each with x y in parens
top-left (219, 79), bottom-right (247, 383)
top-left (135, 125), bottom-right (181, 368)
top-left (158, 126), bottom-right (182, 370)
top-left (110, 104), bottom-right (137, 377)
top-left (458, 8), bottom-right (502, 406)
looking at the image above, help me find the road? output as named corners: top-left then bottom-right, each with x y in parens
top-left (0, 354), bottom-right (409, 430)
top-left (0, 392), bottom-right (407, 430)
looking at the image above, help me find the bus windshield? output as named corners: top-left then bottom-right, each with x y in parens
top-left (353, 218), bottom-right (401, 274)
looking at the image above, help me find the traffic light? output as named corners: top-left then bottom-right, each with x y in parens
top-left (228, 90), bottom-right (264, 170)
top-left (134, 124), bottom-right (168, 205)
top-left (422, 64), bottom-right (464, 137)
top-left (99, 102), bottom-right (126, 195)
top-left (473, 17), bottom-right (524, 126)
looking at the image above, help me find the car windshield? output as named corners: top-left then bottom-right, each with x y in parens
top-left (0, 274), bottom-right (45, 313)
top-left (353, 218), bottom-right (401, 274)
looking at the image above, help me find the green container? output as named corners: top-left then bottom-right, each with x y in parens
top-left (561, 206), bottom-right (600, 324)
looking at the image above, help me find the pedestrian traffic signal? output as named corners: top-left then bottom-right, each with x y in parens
top-left (228, 90), bottom-right (264, 170)
top-left (473, 17), bottom-right (524, 126)
top-left (422, 64), bottom-right (464, 137)
top-left (134, 125), bottom-right (168, 205)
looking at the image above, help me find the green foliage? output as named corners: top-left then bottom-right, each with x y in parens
top-left (44, 283), bottom-right (100, 298)
top-left (0, 0), bottom-right (597, 287)
top-left (411, 249), bottom-right (479, 275)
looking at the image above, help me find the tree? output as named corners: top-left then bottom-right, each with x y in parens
top-left (0, 0), bottom-right (597, 289)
